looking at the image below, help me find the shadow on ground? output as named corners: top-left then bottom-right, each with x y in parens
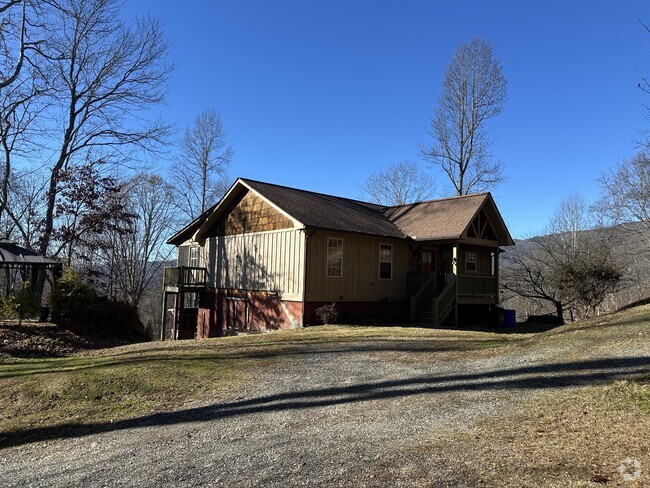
top-left (2, 355), bottom-right (648, 450)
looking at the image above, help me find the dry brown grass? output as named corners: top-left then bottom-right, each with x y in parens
top-left (412, 379), bottom-right (650, 487)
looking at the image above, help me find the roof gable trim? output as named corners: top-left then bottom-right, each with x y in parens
top-left (193, 179), bottom-right (304, 241)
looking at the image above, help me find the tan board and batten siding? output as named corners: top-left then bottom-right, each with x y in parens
top-left (305, 230), bottom-right (409, 302)
top-left (205, 229), bottom-right (304, 301)
top-left (178, 189), bottom-right (306, 301)
top-left (458, 247), bottom-right (493, 275)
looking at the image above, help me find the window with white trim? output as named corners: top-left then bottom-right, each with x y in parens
top-left (465, 252), bottom-right (477, 272)
top-left (379, 243), bottom-right (392, 280)
top-left (327, 238), bottom-right (343, 278)
top-left (188, 246), bottom-right (201, 285)
top-left (189, 246), bottom-right (199, 267)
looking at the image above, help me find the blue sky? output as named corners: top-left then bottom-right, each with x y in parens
top-left (125, 1), bottom-right (650, 238)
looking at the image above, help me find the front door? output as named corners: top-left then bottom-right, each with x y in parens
top-left (420, 250), bottom-right (434, 273)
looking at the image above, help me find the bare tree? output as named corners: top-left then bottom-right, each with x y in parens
top-left (0, 0), bottom-right (49, 235)
top-left (36, 0), bottom-right (172, 259)
top-left (422, 38), bottom-right (507, 196)
top-left (0, 169), bottom-right (46, 247)
top-left (171, 108), bottom-right (233, 220)
top-left (362, 161), bottom-right (435, 206)
top-left (99, 173), bottom-right (176, 307)
top-left (0, 80), bottom-right (45, 235)
top-left (596, 152), bottom-right (650, 247)
top-left (501, 243), bottom-right (567, 322)
top-left (502, 195), bottom-right (622, 322)
top-left (0, 0), bottom-right (27, 90)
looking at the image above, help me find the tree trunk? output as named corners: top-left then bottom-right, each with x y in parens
top-left (555, 300), bottom-right (564, 325)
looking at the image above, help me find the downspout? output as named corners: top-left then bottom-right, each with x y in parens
top-left (300, 228), bottom-right (314, 327)
top-left (495, 248), bottom-right (501, 306)
top-left (453, 241), bottom-right (459, 327)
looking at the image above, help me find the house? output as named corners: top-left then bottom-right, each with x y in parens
top-left (162, 178), bottom-right (514, 339)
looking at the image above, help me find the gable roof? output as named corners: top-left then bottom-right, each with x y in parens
top-left (166, 202), bottom-right (219, 246)
top-left (168, 177), bottom-right (514, 246)
top-left (242, 179), bottom-right (405, 238)
top-left (385, 193), bottom-right (514, 243)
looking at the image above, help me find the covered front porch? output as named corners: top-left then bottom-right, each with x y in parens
top-left (408, 242), bottom-right (500, 327)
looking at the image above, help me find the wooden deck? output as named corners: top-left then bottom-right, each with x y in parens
top-left (163, 266), bottom-right (208, 293)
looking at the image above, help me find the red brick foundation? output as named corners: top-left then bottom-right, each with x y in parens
top-left (193, 291), bottom-right (410, 338)
top-left (196, 289), bottom-right (303, 338)
top-left (303, 301), bottom-right (409, 326)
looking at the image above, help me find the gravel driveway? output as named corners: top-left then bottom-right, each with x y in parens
top-left (1, 335), bottom-right (649, 487)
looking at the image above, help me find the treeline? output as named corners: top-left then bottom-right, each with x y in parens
top-left (0, 1), bottom-right (232, 335)
top-left (501, 156), bottom-right (650, 323)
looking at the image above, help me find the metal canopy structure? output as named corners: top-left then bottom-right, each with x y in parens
top-left (0, 239), bottom-right (62, 270)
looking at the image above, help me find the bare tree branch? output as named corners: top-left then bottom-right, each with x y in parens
top-left (170, 108), bottom-right (233, 221)
top-left (36, 0), bottom-right (173, 258)
top-left (421, 38), bottom-right (507, 195)
top-left (361, 161), bottom-right (435, 206)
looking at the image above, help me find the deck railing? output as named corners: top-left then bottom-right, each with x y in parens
top-left (457, 275), bottom-right (497, 296)
top-left (163, 266), bottom-right (207, 289)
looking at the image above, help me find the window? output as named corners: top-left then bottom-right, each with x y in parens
top-left (379, 243), bottom-right (392, 280)
top-left (188, 246), bottom-right (202, 285)
top-left (465, 252), bottom-right (477, 272)
top-left (189, 246), bottom-right (199, 267)
top-left (327, 238), bottom-right (343, 278)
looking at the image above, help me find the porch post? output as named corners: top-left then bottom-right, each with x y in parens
top-left (495, 249), bottom-right (500, 305)
top-left (161, 292), bottom-right (168, 340)
top-left (175, 292), bottom-right (183, 340)
top-left (453, 243), bottom-right (459, 327)
top-left (452, 245), bottom-right (458, 276)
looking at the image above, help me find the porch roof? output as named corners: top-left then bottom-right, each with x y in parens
top-left (385, 193), bottom-right (514, 246)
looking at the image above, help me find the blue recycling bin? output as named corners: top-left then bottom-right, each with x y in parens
top-left (503, 309), bottom-right (516, 327)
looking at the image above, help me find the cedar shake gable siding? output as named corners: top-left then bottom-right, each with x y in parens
top-left (222, 191), bottom-right (294, 236)
top-left (241, 179), bottom-right (405, 239)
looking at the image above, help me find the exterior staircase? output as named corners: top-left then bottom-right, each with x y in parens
top-left (414, 301), bottom-right (434, 326)
top-left (410, 274), bottom-right (457, 327)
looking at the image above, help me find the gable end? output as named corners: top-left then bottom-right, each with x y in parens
top-left (202, 190), bottom-right (295, 237)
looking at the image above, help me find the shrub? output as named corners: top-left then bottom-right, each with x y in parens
top-left (50, 267), bottom-right (147, 340)
top-left (86, 296), bottom-right (145, 338)
top-left (50, 268), bottom-right (97, 326)
top-left (315, 303), bottom-right (338, 325)
top-left (0, 282), bottom-right (40, 324)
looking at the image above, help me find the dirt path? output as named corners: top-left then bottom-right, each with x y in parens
top-left (1, 336), bottom-right (648, 487)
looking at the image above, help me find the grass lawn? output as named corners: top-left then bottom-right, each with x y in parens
top-left (0, 306), bottom-right (648, 487)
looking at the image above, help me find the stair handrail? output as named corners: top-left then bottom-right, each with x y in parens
top-left (410, 275), bottom-right (434, 322)
top-left (435, 274), bottom-right (457, 324)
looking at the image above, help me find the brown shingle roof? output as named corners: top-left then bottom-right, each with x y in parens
top-left (384, 194), bottom-right (488, 241)
top-left (167, 202), bottom-right (218, 245)
top-left (0, 239), bottom-right (61, 268)
top-left (171, 177), bottom-right (513, 246)
top-left (242, 179), bottom-right (405, 238)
